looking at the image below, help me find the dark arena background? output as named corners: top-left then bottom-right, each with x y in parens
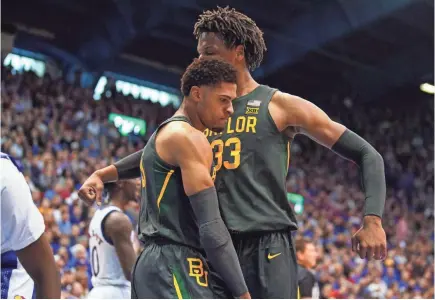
top-left (1, 0), bottom-right (434, 299)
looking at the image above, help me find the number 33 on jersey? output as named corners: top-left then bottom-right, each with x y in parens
top-left (203, 85), bottom-right (295, 234)
top-left (204, 115), bottom-right (257, 171)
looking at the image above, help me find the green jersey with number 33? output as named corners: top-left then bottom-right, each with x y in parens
top-left (204, 85), bottom-right (298, 233)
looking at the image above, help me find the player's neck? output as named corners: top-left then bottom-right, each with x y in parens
top-left (236, 69), bottom-right (259, 97)
top-left (109, 193), bottom-right (126, 211)
top-left (110, 201), bottom-right (125, 211)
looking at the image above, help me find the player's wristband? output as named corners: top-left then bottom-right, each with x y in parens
top-left (113, 150), bottom-right (143, 180)
top-left (332, 129), bottom-right (386, 218)
top-left (189, 187), bottom-right (249, 297)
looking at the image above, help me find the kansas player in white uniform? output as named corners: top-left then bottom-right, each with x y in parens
top-left (1, 152), bottom-right (60, 299)
top-left (87, 180), bottom-right (139, 299)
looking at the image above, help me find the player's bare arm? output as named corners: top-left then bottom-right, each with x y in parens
top-left (161, 125), bottom-right (250, 299)
top-left (104, 212), bottom-right (136, 282)
top-left (79, 150), bottom-right (142, 205)
top-left (16, 233), bottom-right (61, 299)
top-left (269, 91), bottom-right (347, 145)
top-left (270, 92), bottom-right (387, 260)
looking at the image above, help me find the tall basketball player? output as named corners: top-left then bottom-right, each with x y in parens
top-left (1, 152), bottom-right (60, 299)
top-left (87, 179), bottom-right (139, 299)
top-left (193, 6), bottom-right (387, 298)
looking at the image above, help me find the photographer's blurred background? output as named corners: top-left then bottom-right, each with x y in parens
top-left (1, 0), bottom-right (434, 298)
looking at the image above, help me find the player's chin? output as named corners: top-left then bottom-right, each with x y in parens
top-left (211, 126), bottom-right (224, 133)
top-left (210, 119), bottom-right (228, 132)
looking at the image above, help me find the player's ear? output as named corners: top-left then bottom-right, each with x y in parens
top-left (190, 86), bottom-right (201, 103)
top-left (235, 45), bottom-right (245, 62)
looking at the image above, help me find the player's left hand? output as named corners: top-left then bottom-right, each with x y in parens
top-left (351, 215), bottom-right (387, 260)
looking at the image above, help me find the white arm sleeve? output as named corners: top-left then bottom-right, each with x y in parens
top-left (1, 158), bottom-right (45, 253)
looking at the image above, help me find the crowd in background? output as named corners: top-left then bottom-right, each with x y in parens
top-left (289, 96), bottom-right (434, 298)
top-left (1, 67), bottom-right (434, 299)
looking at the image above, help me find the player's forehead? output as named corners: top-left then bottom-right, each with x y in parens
top-left (208, 81), bottom-right (236, 94)
top-left (197, 32), bottom-right (226, 52)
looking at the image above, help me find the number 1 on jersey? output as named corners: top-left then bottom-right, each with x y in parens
top-left (210, 137), bottom-right (241, 171)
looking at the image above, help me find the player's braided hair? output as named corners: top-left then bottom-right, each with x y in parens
top-left (180, 58), bottom-right (237, 96)
top-left (193, 6), bottom-right (266, 71)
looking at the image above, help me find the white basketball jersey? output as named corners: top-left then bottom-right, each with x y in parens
top-left (88, 206), bottom-right (132, 288)
top-left (1, 153), bottom-right (44, 299)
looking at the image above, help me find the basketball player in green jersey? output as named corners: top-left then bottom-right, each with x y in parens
top-left (79, 59), bottom-right (250, 299)
top-left (193, 7), bottom-right (387, 298)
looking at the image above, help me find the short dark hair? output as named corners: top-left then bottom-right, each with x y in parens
top-left (295, 237), bottom-right (313, 254)
top-left (193, 6), bottom-right (266, 71)
top-left (104, 182), bottom-right (119, 195)
top-left (180, 58), bottom-right (237, 97)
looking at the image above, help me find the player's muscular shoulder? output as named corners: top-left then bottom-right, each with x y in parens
top-left (269, 91), bottom-right (315, 131)
top-left (164, 123), bottom-right (215, 196)
top-left (104, 211), bottom-right (133, 240)
top-left (157, 121), bottom-right (212, 167)
top-left (269, 91), bottom-right (346, 147)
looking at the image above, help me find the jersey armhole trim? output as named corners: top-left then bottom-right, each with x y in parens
top-left (266, 89), bottom-right (291, 146)
top-left (152, 117), bottom-right (191, 171)
top-left (266, 89), bottom-right (285, 135)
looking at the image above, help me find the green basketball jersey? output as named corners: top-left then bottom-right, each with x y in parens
top-left (204, 85), bottom-right (298, 233)
top-left (138, 116), bottom-right (216, 249)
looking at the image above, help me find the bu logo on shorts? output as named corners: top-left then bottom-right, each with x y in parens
top-left (187, 258), bottom-right (208, 287)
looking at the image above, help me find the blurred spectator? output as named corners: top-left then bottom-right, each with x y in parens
top-left (1, 67), bottom-right (433, 299)
top-left (296, 237), bottom-right (320, 298)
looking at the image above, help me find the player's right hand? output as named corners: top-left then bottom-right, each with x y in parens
top-left (78, 173), bottom-right (104, 206)
top-left (351, 215), bottom-right (387, 260)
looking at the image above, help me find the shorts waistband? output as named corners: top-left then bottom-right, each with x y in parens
top-left (141, 236), bottom-right (205, 256)
top-left (229, 228), bottom-right (293, 238)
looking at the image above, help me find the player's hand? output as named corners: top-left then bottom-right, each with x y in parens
top-left (78, 172), bottom-right (104, 206)
top-left (351, 215), bottom-right (387, 260)
top-left (237, 292), bottom-right (251, 299)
